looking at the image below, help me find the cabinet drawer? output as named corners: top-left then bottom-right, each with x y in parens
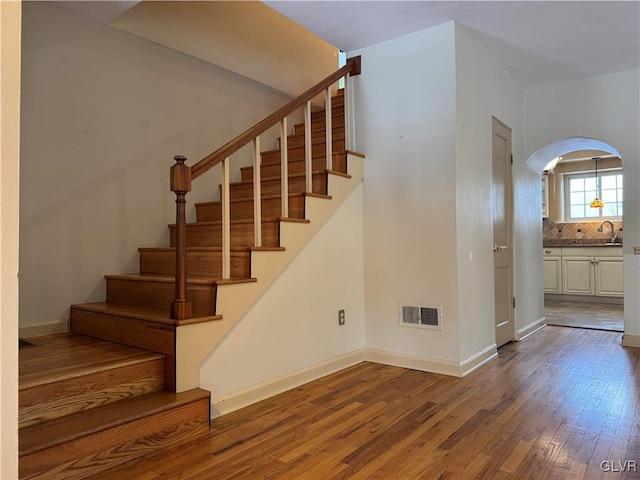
top-left (542, 247), bottom-right (562, 257)
top-left (561, 247), bottom-right (622, 257)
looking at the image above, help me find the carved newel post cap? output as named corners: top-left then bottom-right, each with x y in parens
top-left (170, 155), bottom-right (191, 193)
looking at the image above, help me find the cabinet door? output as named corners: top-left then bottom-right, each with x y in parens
top-left (595, 258), bottom-right (624, 297)
top-left (542, 175), bottom-right (549, 218)
top-left (562, 257), bottom-right (595, 295)
top-left (543, 257), bottom-right (562, 293)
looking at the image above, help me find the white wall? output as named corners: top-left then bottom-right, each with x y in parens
top-left (525, 70), bottom-right (640, 339)
top-left (454, 25), bottom-right (528, 359)
top-left (20, 3), bottom-right (300, 334)
top-left (1, 1), bottom-right (21, 477)
top-left (110, 1), bottom-right (338, 99)
top-left (351, 24), bottom-right (461, 364)
top-left (201, 185), bottom-right (365, 411)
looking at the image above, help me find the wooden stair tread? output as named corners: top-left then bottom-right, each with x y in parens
top-left (104, 273), bottom-right (256, 285)
top-left (19, 388), bottom-right (210, 456)
top-left (170, 217), bottom-right (311, 228)
top-left (138, 246), bottom-right (253, 252)
top-left (19, 333), bottom-right (164, 390)
top-left (194, 192), bottom-right (332, 208)
top-left (280, 130), bottom-right (345, 141)
top-left (138, 246), bottom-right (286, 252)
top-left (71, 302), bottom-right (223, 326)
top-left (227, 170), bottom-right (350, 188)
top-left (258, 146), bottom-right (346, 158)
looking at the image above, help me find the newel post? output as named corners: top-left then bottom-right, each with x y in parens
top-left (170, 155), bottom-right (192, 320)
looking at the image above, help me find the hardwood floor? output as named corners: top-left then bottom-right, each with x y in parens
top-left (545, 300), bottom-right (624, 332)
top-left (91, 326), bottom-right (639, 479)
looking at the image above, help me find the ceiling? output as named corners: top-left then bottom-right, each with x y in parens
top-left (56, 1), bottom-right (639, 90)
top-left (265, 1), bottom-right (640, 89)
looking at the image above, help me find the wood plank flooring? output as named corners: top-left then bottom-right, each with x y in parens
top-left (91, 326), bottom-right (639, 479)
top-left (545, 300), bottom-right (624, 332)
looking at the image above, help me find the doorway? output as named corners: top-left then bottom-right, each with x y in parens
top-left (492, 117), bottom-right (515, 347)
top-left (530, 139), bottom-right (625, 334)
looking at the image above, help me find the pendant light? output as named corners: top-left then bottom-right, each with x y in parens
top-left (589, 156), bottom-right (604, 208)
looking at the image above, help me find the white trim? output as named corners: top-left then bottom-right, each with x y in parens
top-left (364, 348), bottom-right (462, 377)
top-left (621, 334), bottom-right (640, 348)
top-left (19, 320), bottom-right (68, 339)
top-left (209, 342), bottom-right (500, 420)
top-left (460, 344), bottom-right (498, 377)
top-left (210, 349), bottom-right (366, 419)
top-left (516, 316), bottom-right (547, 341)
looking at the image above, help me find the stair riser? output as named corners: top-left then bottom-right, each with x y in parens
top-left (285, 132), bottom-right (345, 149)
top-left (294, 117), bottom-right (345, 135)
top-left (19, 358), bottom-right (165, 428)
top-left (242, 156), bottom-right (346, 180)
top-left (311, 107), bottom-right (345, 122)
top-left (228, 174), bottom-right (327, 199)
top-left (106, 279), bottom-right (216, 316)
top-left (261, 139), bottom-right (345, 165)
top-left (70, 309), bottom-right (175, 357)
top-left (19, 396), bottom-right (209, 480)
top-left (169, 221), bottom-right (280, 248)
top-left (139, 250), bottom-right (251, 277)
top-left (196, 196), bottom-right (305, 223)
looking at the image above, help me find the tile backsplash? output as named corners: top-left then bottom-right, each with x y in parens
top-left (543, 218), bottom-right (623, 243)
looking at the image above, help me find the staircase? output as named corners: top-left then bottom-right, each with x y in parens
top-left (19, 58), bottom-right (363, 479)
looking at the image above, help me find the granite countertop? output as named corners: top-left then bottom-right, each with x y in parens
top-left (543, 239), bottom-right (623, 248)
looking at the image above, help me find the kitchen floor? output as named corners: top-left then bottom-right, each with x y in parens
top-left (544, 299), bottom-right (624, 332)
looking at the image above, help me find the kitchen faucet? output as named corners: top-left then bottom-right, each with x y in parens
top-left (598, 220), bottom-right (618, 244)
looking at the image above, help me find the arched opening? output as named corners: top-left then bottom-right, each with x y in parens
top-left (527, 137), bottom-right (624, 333)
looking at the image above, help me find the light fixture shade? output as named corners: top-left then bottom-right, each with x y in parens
top-left (590, 156), bottom-right (604, 208)
top-left (590, 197), bottom-right (604, 208)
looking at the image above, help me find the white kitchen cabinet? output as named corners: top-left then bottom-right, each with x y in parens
top-left (562, 256), bottom-right (595, 295)
top-left (543, 248), bottom-right (562, 293)
top-left (542, 175), bottom-right (549, 218)
top-left (595, 257), bottom-right (624, 296)
top-left (556, 247), bottom-right (623, 298)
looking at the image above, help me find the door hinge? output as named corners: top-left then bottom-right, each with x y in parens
top-left (510, 154), bottom-right (513, 165)
top-left (512, 297), bottom-right (516, 308)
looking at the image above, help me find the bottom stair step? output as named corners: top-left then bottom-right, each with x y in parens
top-left (19, 333), bottom-right (166, 428)
top-left (19, 388), bottom-right (210, 480)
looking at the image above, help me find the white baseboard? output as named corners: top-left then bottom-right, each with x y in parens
top-left (364, 348), bottom-right (462, 377)
top-left (517, 317), bottom-right (546, 341)
top-left (210, 348), bottom-right (366, 419)
top-left (622, 334), bottom-right (640, 348)
top-left (19, 320), bottom-right (68, 338)
top-left (210, 344), bottom-right (500, 419)
top-left (460, 344), bottom-right (498, 377)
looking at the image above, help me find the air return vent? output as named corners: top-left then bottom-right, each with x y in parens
top-left (399, 303), bottom-right (442, 330)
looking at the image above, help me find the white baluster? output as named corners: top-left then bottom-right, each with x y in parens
top-left (305, 101), bottom-right (312, 193)
top-left (344, 73), bottom-right (351, 151)
top-left (280, 117), bottom-right (289, 218)
top-left (221, 156), bottom-right (231, 279)
top-left (325, 87), bottom-right (332, 170)
top-left (253, 137), bottom-right (262, 247)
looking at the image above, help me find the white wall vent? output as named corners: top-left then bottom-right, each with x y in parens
top-left (399, 303), bottom-right (442, 330)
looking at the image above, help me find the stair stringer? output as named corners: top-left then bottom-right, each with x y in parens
top-left (174, 152), bottom-right (364, 392)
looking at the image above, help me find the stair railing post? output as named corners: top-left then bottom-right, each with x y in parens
top-left (170, 155), bottom-right (193, 320)
top-left (221, 156), bottom-right (231, 279)
top-left (304, 101), bottom-right (312, 193)
top-left (253, 137), bottom-right (262, 247)
top-left (344, 72), bottom-right (352, 151)
top-left (325, 87), bottom-right (333, 170)
top-left (280, 118), bottom-right (289, 218)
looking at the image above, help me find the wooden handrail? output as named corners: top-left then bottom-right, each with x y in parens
top-left (169, 55), bottom-right (361, 320)
top-left (190, 55), bottom-right (361, 180)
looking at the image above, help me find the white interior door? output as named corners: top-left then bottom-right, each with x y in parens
top-left (492, 117), bottom-right (515, 348)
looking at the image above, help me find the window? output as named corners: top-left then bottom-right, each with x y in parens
top-left (565, 170), bottom-right (623, 220)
